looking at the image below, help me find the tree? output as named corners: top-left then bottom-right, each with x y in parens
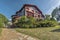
top-left (0, 13), bottom-right (9, 27)
top-left (51, 7), bottom-right (60, 21)
top-left (51, 7), bottom-right (58, 18)
top-left (45, 14), bottom-right (51, 20)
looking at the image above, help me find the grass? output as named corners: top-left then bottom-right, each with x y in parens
top-left (0, 28), bottom-right (2, 36)
top-left (15, 26), bottom-right (60, 40)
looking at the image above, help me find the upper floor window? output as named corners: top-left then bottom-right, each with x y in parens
top-left (35, 10), bottom-right (38, 13)
top-left (26, 7), bottom-right (29, 10)
top-left (38, 15), bottom-right (40, 17)
top-left (32, 10), bottom-right (34, 13)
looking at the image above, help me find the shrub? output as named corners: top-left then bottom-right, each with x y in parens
top-left (16, 16), bottom-right (37, 28)
top-left (15, 16), bottom-right (58, 28)
top-left (37, 20), bottom-right (58, 27)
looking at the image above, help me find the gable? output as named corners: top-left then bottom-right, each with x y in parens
top-left (16, 4), bottom-right (44, 17)
top-left (25, 6), bottom-right (44, 17)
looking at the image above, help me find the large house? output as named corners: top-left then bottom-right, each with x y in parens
top-left (11, 4), bottom-right (44, 23)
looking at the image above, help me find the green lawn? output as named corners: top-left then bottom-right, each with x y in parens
top-left (15, 26), bottom-right (60, 40)
top-left (0, 28), bottom-right (2, 35)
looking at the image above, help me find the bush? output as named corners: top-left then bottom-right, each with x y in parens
top-left (15, 16), bottom-right (57, 28)
top-left (36, 20), bottom-right (58, 27)
top-left (16, 16), bottom-right (37, 28)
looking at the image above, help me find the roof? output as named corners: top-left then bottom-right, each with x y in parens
top-left (11, 15), bottom-right (17, 17)
top-left (16, 4), bottom-right (44, 17)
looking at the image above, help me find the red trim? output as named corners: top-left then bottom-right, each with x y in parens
top-left (27, 11), bottom-right (34, 17)
top-left (26, 11), bottom-right (34, 14)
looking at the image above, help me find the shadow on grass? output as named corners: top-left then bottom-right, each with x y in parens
top-left (51, 29), bottom-right (60, 32)
top-left (7, 25), bottom-right (55, 29)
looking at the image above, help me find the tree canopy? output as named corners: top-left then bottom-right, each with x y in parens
top-left (0, 14), bottom-right (9, 27)
top-left (51, 7), bottom-right (60, 21)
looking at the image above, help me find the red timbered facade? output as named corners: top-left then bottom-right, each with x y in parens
top-left (11, 4), bottom-right (44, 23)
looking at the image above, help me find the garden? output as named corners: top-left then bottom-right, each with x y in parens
top-left (14, 7), bottom-right (60, 40)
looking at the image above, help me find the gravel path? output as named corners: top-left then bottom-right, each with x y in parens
top-left (0, 28), bottom-right (39, 40)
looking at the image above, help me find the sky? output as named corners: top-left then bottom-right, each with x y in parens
top-left (0, 0), bottom-right (60, 19)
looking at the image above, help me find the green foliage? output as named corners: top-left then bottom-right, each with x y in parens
top-left (45, 15), bottom-right (51, 20)
top-left (16, 16), bottom-right (37, 28)
top-left (0, 22), bottom-right (4, 27)
top-left (18, 16), bottom-right (27, 23)
top-left (15, 16), bottom-right (57, 28)
top-left (51, 7), bottom-right (60, 21)
top-left (51, 7), bottom-right (58, 18)
top-left (0, 13), bottom-right (8, 27)
top-left (38, 20), bottom-right (57, 27)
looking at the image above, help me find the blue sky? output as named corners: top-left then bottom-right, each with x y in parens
top-left (0, 0), bottom-right (60, 19)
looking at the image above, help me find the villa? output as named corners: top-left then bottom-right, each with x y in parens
top-left (11, 4), bottom-right (44, 23)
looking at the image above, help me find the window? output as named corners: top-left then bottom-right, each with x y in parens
top-left (36, 10), bottom-right (38, 13)
top-left (32, 10), bottom-right (34, 13)
top-left (27, 11), bottom-right (34, 17)
top-left (26, 7), bottom-right (29, 10)
top-left (32, 14), bottom-right (34, 17)
top-left (38, 15), bottom-right (40, 17)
